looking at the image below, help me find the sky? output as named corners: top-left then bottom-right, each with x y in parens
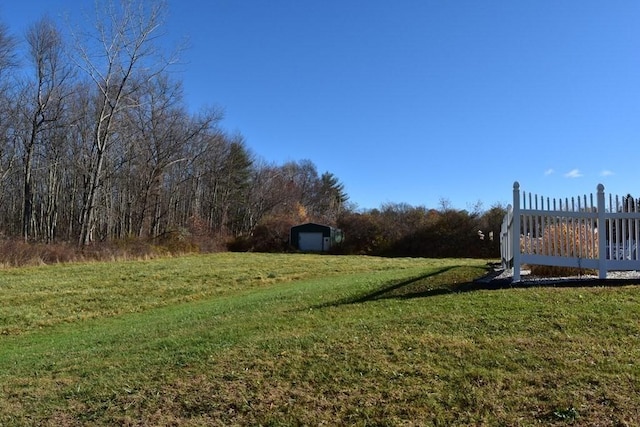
top-left (2, 1), bottom-right (639, 211)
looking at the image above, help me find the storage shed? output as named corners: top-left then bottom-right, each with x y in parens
top-left (290, 222), bottom-right (344, 252)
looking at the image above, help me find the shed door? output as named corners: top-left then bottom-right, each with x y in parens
top-left (298, 232), bottom-right (324, 251)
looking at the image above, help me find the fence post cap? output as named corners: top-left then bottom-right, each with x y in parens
top-left (513, 181), bottom-right (520, 189)
top-left (597, 183), bottom-right (604, 192)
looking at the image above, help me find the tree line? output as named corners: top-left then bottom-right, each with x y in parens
top-left (0, 0), bottom-right (506, 260)
top-left (0, 1), bottom-right (348, 247)
top-left (335, 202), bottom-right (506, 258)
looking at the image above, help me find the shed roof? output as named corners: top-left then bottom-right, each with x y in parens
top-left (291, 222), bottom-right (333, 230)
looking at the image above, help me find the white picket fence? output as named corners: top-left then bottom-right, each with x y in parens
top-left (501, 182), bottom-right (640, 281)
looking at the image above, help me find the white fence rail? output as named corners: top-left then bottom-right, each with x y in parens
top-left (501, 182), bottom-right (640, 281)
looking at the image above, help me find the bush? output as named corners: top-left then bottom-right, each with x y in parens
top-left (227, 216), bottom-right (294, 252)
top-left (521, 222), bottom-right (597, 258)
top-left (336, 212), bottom-right (386, 255)
top-left (522, 222), bottom-right (598, 277)
top-left (0, 240), bottom-right (78, 267)
top-left (226, 235), bottom-right (253, 252)
top-left (0, 235), bottom-right (218, 268)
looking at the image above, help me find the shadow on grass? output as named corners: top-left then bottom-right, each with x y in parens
top-left (316, 263), bottom-right (640, 308)
top-left (314, 266), bottom-right (461, 308)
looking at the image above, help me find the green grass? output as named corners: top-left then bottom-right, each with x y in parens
top-left (1, 253), bottom-right (639, 426)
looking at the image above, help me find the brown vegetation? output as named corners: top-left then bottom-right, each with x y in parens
top-left (0, 236), bottom-right (205, 268)
top-left (521, 222), bottom-right (599, 277)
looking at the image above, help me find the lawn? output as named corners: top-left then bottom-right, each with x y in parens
top-left (0, 253), bottom-right (639, 426)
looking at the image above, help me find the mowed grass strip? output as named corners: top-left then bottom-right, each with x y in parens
top-left (0, 253), bottom-right (463, 335)
top-left (1, 254), bottom-right (639, 426)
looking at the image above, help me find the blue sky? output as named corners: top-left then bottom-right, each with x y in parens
top-left (2, 1), bottom-right (639, 211)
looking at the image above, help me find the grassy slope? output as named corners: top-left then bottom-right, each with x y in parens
top-left (0, 253), bottom-right (639, 426)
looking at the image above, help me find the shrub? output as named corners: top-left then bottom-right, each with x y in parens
top-left (521, 222), bottom-right (598, 277)
top-left (227, 216), bottom-right (294, 252)
top-left (0, 236), bottom-right (214, 268)
top-left (336, 212), bottom-right (386, 255)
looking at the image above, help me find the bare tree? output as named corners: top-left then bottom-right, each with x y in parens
top-left (0, 23), bottom-right (18, 234)
top-left (190, 131), bottom-right (252, 235)
top-left (71, 0), bottom-right (175, 245)
top-left (19, 17), bottom-right (72, 241)
top-left (0, 22), bottom-right (17, 85)
top-left (244, 163), bottom-right (292, 230)
top-left (119, 74), bottom-right (221, 238)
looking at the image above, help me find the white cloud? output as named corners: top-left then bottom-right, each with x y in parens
top-left (564, 169), bottom-right (583, 178)
top-left (544, 168), bottom-right (554, 176)
top-left (600, 170), bottom-right (614, 177)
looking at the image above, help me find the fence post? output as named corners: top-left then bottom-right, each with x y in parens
top-left (501, 204), bottom-right (512, 270)
top-left (512, 181), bottom-right (521, 281)
top-left (597, 183), bottom-right (606, 279)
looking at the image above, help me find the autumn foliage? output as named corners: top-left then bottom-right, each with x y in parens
top-left (335, 203), bottom-right (506, 258)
